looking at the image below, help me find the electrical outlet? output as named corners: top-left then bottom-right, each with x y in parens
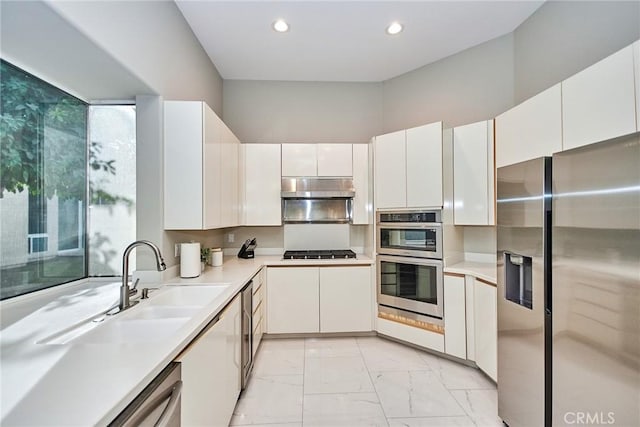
top-left (175, 243), bottom-right (180, 257)
top-left (227, 233), bottom-right (235, 243)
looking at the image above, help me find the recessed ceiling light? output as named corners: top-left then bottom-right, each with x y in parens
top-left (273, 19), bottom-right (289, 33)
top-left (386, 22), bottom-right (403, 35)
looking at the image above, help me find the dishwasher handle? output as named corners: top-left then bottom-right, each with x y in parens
top-left (124, 380), bottom-right (183, 427)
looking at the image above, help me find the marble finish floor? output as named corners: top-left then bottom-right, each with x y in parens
top-left (231, 336), bottom-right (501, 427)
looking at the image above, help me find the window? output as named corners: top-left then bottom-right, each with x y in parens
top-left (1, 60), bottom-right (88, 299)
top-left (0, 61), bottom-right (137, 300)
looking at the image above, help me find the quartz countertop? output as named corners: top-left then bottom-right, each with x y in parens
top-left (0, 254), bottom-right (373, 426)
top-left (444, 260), bottom-right (497, 284)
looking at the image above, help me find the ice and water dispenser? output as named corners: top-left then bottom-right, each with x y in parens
top-left (504, 252), bottom-right (533, 309)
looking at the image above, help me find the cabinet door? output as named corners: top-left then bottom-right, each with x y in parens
top-left (203, 107), bottom-right (222, 229)
top-left (352, 143), bottom-right (370, 224)
top-left (406, 122), bottom-right (443, 208)
top-left (634, 41), bottom-right (640, 130)
top-left (317, 144), bottom-right (353, 176)
top-left (453, 120), bottom-right (495, 225)
top-left (178, 295), bottom-right (241, 427)
top-left (562, 45), bottom-right (636, 150)
top-left (444, 274), bottom-right (466, 359)
top-left (474, 279), bottom-right (497, 382)
top-left (320, 266), bottom-right (372, 333)
top-left (465, 275), bottom-right (476, 362)
top-left (242, 144), bottom-right (282, 225)
top-left (164, 101), bottom-right (204, 229)
top-left (495, 84), bottom-right (562, 168)
top-left (267, 267), bottom-right (319, 333)
top-left (220, 122), bottom-right (240, 227)
top-left (282, 143), bottom-right (317, 176)
top-left (374, 130), bottom-right (406, 209)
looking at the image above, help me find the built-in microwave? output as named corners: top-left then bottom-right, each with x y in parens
top-left (376, 210), bottom-right (442, 259)
top-left (377, 255), bottom-right (444, 320)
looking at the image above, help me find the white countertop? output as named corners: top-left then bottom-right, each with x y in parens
top-left (444, 260), bottom-right (497, 284)
top-left (0, 254), bottom-right (373, 426)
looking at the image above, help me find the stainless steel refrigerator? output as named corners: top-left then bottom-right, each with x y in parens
top-left (551, 134), bottom-right (639, 426)
top-left (497, 134), bottom-right (640, 427)
top-left (497, 156), bottom-right (552, 427)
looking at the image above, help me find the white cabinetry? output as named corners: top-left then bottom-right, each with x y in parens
top-left (317, 144), bottom-right (353, 176)
top-left (474, 279), bottom-right (497, 382)
top-left (562, 45), bottom-right (637, 150)
top-left (495, 84), bottom-right (562, 168)
top-left (444, 274), bottom-right (466, 359)
top-left (221, 124), bottom-right (240, 227)
top-left (406, 122), bottom-right (443, 208)
top-left (177, 295), bottom-right (241, 427)
top-left (320, 266), bottom-right (372, 333)
top-left (352, 143), bottom-right (370, 224)
top-left (241, 144), bottom-right (282, 225)
top-left (374, 130), bottom-right (406, 209)
top-left (165, 101), bottom-right (223, 229)
top-left (266, 267), bottom-right (320, 333)
top-left (281, 143), bottom-right (353, 177)
top-left (266, 266), bottom-right (373, 334)
top-left (374, 122), bottom-right (443, 209)
top-left (453, 120), bottom-right (495, 225)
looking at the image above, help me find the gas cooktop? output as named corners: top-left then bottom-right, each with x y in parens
top-left (283, 249), bottom-right (357, 260)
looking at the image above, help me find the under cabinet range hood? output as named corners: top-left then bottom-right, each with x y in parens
top-left (281, 177), bottom-right (355, 223)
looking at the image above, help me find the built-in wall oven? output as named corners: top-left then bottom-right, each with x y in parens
top-left (376, 210), bottom-right (444, 322)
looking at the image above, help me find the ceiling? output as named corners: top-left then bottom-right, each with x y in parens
top-left (176, 0), bottom-right (544, 82)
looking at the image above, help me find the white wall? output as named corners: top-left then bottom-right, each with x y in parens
top-left (46, 0), bottom-right (223, 112)
top-left (382, 34), bottom-right (515, 132)
top-left (223, 80), bottom-right (383, 143)
top-left (514, 0), bottom-right (640, 103)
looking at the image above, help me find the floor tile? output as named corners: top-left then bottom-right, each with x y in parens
top-left (357, 337), bottom-right (431, 372)
top-left (231, 375), bottom-right (303, 425)
top-left (451, 389), bottom-right (503, 427)
top-left (303, 393), bottom-right (388, 426)
top-left (253, 340), bottom-right (305, 376)
top-left (371, 370), bottom-right (466, 418)
top-left (387, 416), bottom-right (477, 426)
top-left (419, 353), bottom-right (495, 390)
top-left (304, 356), bottom-right (374, 394)
top-left (305, 337), bottom-right (361, 358)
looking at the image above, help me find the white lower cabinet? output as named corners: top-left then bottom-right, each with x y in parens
top-left (252, 269), bottom-right (265, 355)
top-left (444, 274), bottom-right (466, 359)
top-left (177, 295), bottom-right (241, 427)
top-left (266, 266), bottom-right (373, 334)
top-left (320, 266), bottom-right (372, 333)
top-left (474, 278), bottom-right (497, 382)
top-left (267, 267), bottom-right (320, 333)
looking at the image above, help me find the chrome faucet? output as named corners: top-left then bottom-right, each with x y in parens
top-left (120, 240), bottom-right (167, 311)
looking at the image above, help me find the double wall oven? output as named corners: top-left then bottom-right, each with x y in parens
top-left (377, 210), bottom-right (444, 322)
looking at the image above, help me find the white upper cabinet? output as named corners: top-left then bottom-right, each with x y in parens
top-left (241, 144), bottom-right (282, 226)
top-left (352, 143), bottom-right (370, 224)
top-left (374, 130), bottom-right (407, 209)
top-left (165, 101), bottom-right (228, 230)
top-left (453, 120), bottom-right (495, 225)
top-left (562, 45), bottom-right (637, 151)
top-left (281, 143), bottom-right (317, 176)
top-left (374, 122), bottom-right (443, 209)
top-left (282, 143), bottom-right (353, 177)
top-left (495, 84), bottom-right (562, 168)
top-left (406, 122), bottom-right (443, 208)
top-left (220, 122), bottom-right (240, 228)
top-left (317, 144), bottom-right (353, 176)
top-left (634, 41), bottom-right (640, 129)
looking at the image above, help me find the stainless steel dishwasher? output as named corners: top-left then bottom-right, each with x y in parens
top-left (241, 280), bottom-right (254, 389)
top-left (109, 362), bottom-right (182, 427)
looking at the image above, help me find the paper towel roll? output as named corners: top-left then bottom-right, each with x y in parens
top-left (180, 242), bottom-right (201, 278)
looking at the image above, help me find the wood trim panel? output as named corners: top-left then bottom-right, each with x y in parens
top-left (476, 277), bottom-right (497, 287)
top-left (444, 272), bottom-right (465, 278)
top-left (378, 311), bottom-right (444, 335)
